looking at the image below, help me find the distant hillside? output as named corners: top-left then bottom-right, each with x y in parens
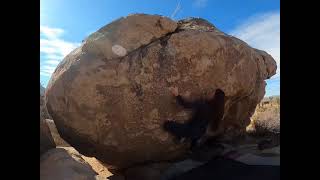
top-left (264, 95), bottom-right (280, 99)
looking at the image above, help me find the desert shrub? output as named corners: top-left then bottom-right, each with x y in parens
top-left (247, 96), bottom-right (280, 136)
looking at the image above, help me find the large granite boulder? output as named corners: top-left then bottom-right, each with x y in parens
top-left (45, 14), bottom-right (277, 168)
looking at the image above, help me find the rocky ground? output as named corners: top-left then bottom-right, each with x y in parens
top-left (44, 118), bottom-right (113, 178)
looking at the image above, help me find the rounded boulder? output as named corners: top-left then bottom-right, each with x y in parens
top-left (45, 14), bottom-right (277, 168)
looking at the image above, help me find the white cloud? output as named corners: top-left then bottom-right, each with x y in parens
top-left (230, 11), bottom-right (280, 78)
top-left (193, 0), bottom-right (208, 8)
top-left (45, 54), bottom-right (63, 60)
top-left (40, 38), bottom-right (79, 57)
top-left (40, 65), bottom-right (56, 76)
top-left (40, 25), bottom-right (64, 39)
top-left (230, 11), bottom-right (280, 96)
top-left (45, 60), bottom-right (61, 65)
top-left (40, 25), bottom-right (80, 77)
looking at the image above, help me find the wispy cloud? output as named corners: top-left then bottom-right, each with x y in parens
top-left (171, 0), bottom-right (182, 19)
top-left (45, 60), bottom-right (61, 65)
top-left (193, 0), bottom-right (208, 8)
top-left (40, 65), bottom-right (57, 77)
top-left (230, 11), bottom-right (280, 96)
top-left (40, 25), bottom-right (80, 77)
top-left (230, 11), bottom-right (280, 78)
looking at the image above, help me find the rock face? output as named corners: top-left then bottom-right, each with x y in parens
top-left (45, 119), bottom-right (70, 147)
top-left (41, 84), bottom-right (51, 120)
top-left (40, 83), bottom-right (45, 95)
top-left (45, 14), bottom-right (277, 168)
top-left (41, 84), bottom-right (54, 155)
top-left (41, 94), bottom-right (51, 120)
top-left (40, 147), bottom-right (98, 180)
top-left (40, 119), bottom-right (56, 155)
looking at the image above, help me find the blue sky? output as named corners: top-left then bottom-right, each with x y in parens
top-left (40, 0), bottom-right (280, 97)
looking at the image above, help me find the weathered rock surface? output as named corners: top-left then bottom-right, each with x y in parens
top-left (41, 84), bottom-right (55, 155)
top-left (45, 119), bottom-right (70, 147)
top-left (40, 94), bottom-right (50, 120)
top-left (40, 119), bottom-right (56, 156)
top-left (40, 83), bottom-right (49, 119)
top-left (40, 147), bottom-right (99, 180)
top-left (82, 155), bottom-right (113, 179)
top-left (40, 83), bottom-right (45, 95)
top-left (45, 14), bottom-right (277, 168)
top-left (44, 119), bottom-right (113, 177)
